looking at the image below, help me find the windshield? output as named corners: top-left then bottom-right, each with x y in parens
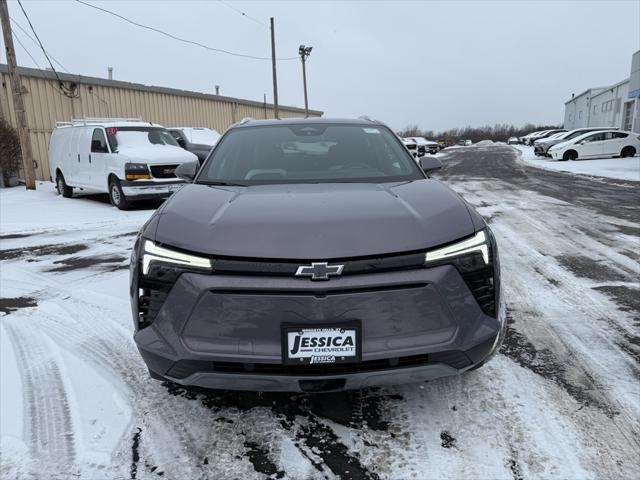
top-left (197, 124), bottom-right (423, 185)
top-left (106, 127), bottom-right (179, 152)
top-left (186, 128), bottom-right (221, 146)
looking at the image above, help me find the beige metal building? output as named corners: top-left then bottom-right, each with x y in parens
top-left (0, 64), bottom-right (322, 181)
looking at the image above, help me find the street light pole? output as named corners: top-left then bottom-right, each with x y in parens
top-left (298, 45), bottom-right (312, 117)
top-left (270, 17), bottom-right (279, 119)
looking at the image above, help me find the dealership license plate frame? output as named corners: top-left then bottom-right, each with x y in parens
top-left (281, 321), bottom-right (362, 366)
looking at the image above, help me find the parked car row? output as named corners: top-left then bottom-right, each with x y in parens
top-left (402, 136), bottom-right (440, 156)
top-left (519, 129), bottom-right (567, 146)
top-left (533, 127), bottom-right (614, 157)
top-left (547, 130), bottom-right (639, 161)
top-left (48, 117), bottom-right (220, 209)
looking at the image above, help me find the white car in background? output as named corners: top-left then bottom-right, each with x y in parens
top-left (408, 136), bottom-right (440, 154)
top-left (533, 131), bottom-right (566, 145)
top-left (548, 130), bottom-right (640, 161)
top-left (402, 137), bottom-right (420, 157)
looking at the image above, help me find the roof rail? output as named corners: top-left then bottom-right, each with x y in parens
top-left (68, 117), bottom-right (144, 125)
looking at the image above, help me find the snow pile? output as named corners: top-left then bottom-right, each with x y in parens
top-left (513, 145), bottom-right (640, 182)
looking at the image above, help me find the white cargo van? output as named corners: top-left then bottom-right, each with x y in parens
top-left (48, 118), bottom-right (198, 209)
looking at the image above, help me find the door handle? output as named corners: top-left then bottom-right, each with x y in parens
top-left (77, 154), bottom-right (80, 163)
top-left (89, 154), bottom-right (92, 164)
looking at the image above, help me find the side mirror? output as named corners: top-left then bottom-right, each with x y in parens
top-left (176, 138), bottom-right (187, 149)
top-left (175, 161), bottom-right (198, 182)
top-left (419, 156), bottom-right (443, 175)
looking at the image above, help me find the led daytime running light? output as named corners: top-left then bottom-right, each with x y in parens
top-left (425, 231), bottom-right (489, 264)
top-left (142, 240), bottom-right (212, 274)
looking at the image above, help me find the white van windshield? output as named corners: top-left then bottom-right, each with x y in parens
top-left (106, 127), bottom-right (179, 152)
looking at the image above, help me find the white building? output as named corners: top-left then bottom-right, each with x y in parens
top-left (564, 50), bottom-right (639, 133)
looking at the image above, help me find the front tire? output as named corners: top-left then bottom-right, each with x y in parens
top-left (56, 172), bottom-right (73, 198)
top-left (561, 150), bottom-right (577, 161)
top-left (109, 177), bottom-right (131, 210)
top-left (621, 146), bottom-right (636, 158)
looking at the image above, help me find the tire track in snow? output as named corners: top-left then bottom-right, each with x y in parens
top-left (441, 149), bottom-right (640, 476)
top-left (35, 297), bottom-right (225, 480)
top-left (3, 321), bottom-right (77, 476)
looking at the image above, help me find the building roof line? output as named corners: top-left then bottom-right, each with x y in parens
top-left (0, 63), bottom-right (323, 116)
top-left (564, 86), bottom-right (608, 104)
top-left (590, 77), bottom-right (630, 100)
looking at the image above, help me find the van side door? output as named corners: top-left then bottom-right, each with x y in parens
top-left (64, 127), bottom-right (86, 186)
top-left (89, 128), bottom-right (110, 191)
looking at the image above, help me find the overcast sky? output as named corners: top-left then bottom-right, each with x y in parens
top-left (4, 0), bottom-right (639, 131)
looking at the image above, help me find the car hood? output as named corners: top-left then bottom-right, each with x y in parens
top-left (548, 139), bottom-right (573, 151)
top-left (539, 137), bottom-right (567, 148)
top-left (148, 180), bottom-right (477, 259)
top-left (118, 145), bottom-right (198, 165)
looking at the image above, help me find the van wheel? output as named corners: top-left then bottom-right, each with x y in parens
top-left (56, 172), bottom-right (73, 198)
top-left (621, 146), bottom-right (636, 158)
top-left (109, 177), bottom-right (131, 210)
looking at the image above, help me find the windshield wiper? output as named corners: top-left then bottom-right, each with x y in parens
top-left (199, 180), bottom-right (247, 187)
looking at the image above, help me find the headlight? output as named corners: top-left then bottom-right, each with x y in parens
top-left (424, 230), bottom-right (498, 318)
top-left (142, 240), bottom-right (212, 275)
top-left (125, 162), bottom-right (151, 180)
top-left (425, 230), bottom-right (488, 265)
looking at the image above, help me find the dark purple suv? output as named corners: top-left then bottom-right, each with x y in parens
top-left (130, 118), bottom-right (504, 393)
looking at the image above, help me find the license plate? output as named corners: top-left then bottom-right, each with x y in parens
top-left (282, 323), bottom-right (361, 365)
top-left (168, 184), bottom-right (181, 192)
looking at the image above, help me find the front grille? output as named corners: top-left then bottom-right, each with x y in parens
top-left (212, 252), bottom-right (425, 277)
top-left (165, 350), bottom-right (472, 378)
top-left (150, 164), bottom-right (179, 178)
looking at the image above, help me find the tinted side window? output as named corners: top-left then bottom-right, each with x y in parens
top-left (608, 132), bottom-right (628, 139)
top-left (91, 128), bottom-right (109, 153)
top-left (583, 133), bottom-right (605, 143)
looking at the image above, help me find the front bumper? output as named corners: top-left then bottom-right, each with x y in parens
top-left (121, 180), bottom-right (185, 199)
top-left (132, 263), bottom-right (504, 392)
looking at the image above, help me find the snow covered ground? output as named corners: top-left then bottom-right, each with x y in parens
top-left (1, 147), bottom-right (639, 480)
top-left (513, 145), bottom-right (640, 182)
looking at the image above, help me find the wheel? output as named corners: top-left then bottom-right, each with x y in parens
top-left (621, 146), bottom-right (636, 158)
top-left (562, 150), bottom-right (577, 161)
top-left (109, 177), bottom-right (131, 210)
top-left (55, 171), bottom-right (73, 198)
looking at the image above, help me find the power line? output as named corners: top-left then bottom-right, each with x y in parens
top-left (217, 0), bottom-right (269, 30)
top-left (16, 0), bottom-right (75, 97)
top-left (11, 28), bottom-right (41, 70)
top-left (10, 17), bottom-right (69, 72)
top-left (75, 0), bottom-right (298, 61)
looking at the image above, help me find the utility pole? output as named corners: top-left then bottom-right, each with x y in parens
top-left (0, 0), bottom-right (36, 189)
top-left (298, 45), bottom-right (312, 117)
top-left (270, 17), bottom-right (279, 119)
